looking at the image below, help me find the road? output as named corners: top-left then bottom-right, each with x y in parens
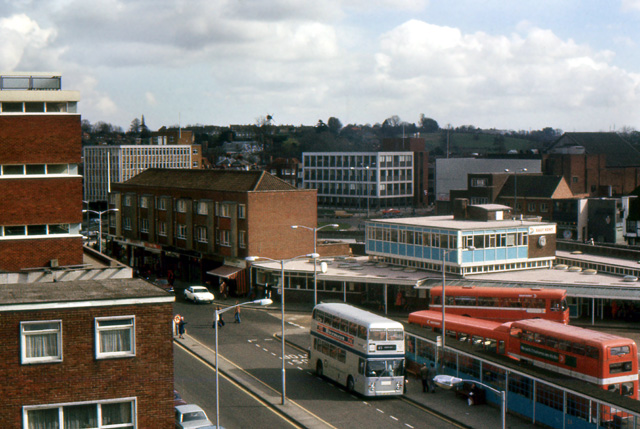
top-left (174, 299), bottom-right (460, 428)
top-left (174, 344), bottom-right (297, 428)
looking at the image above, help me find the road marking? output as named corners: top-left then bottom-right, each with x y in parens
top-left (376, 408), bottom-right (384, 414)
top-left (271, 352), bottom-right (276, 356)
top-left (405, 424), bottom-right (414, 428)
top-left (391, 416), bottom-right (398, 421)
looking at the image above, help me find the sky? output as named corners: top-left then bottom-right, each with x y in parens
top-left (3, 0), bottom-right (640, 133)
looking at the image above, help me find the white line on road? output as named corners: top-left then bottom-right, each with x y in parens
top-left (390, 416), bottom-right (398, 421)
top-left (376, 408), bottom-right (384, 414)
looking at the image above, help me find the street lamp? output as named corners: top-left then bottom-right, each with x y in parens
top-left (291, 224), bottom-right (339, 306)
top-left (214, 298), bottom-right (272, 429)
top-left (82, 208), bottom-right (118, 253)
top-left (433, 375), bottom-right (506, 429)
top-left (245, 253), bottom-right (320, 405)
top-left (504, 168), bottom-right (527, 217)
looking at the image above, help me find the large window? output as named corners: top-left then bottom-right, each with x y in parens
top-left (220, 230), bottom-right (230, 246)
top-left (239, 230), bottom-right (246, 248)
top-left (21, 321), bottom-right (62, 364)
top-left (157, 221), bottom-right (166, 237)
top-left (177, 224), bottom-right (187, 239)
top-left (238, 204), bottom-right (246, 219)
top-left (196, 226), bottom-right (207, 243)
top-left (95, 316), bottom-right (135, 359)
top-left (24, 399), bottom-right (135, 429)
top-left (176, 199), bottom-right (187, 213)
top-left (196, 201), bottom-right (208, 215)
top-left (220, 203), bottom-right (230, 218)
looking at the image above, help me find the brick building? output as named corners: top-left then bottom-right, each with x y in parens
top-left (543, 132), bottom-right (640, 196)
top-left (0, 72), bottom-right (83, 272)
top-left (109, 169), bottom-right (317, 294)
top-left (0, 279), bottom-right (174, 428)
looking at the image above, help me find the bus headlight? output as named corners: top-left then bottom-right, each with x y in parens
top-left (369, 383), bottom-right (376, 392)
top-left (369, 344), bottom-right (375, 352)
top-left (396, 382), bottom-right (401, 390)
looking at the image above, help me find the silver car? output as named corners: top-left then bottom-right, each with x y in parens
top-left (175, 404), bottom-right (214, 428)
top-left (183, 286), bottom-right (215, 304)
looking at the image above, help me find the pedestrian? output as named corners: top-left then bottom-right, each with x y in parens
top-left (427, 363), bottom-right (437, 393)
top-left (215, 306), bottom-right (225, 327)
top-left (220, 281), bottom-right (228, 300)
top-left (420, 363), bottom-right (429, 393)
top-left (178, 316), bottom-right (187, 339)
top-left (234, 301), bottom-right (241, 323)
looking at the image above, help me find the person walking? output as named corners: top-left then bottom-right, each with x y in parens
top-left (178, 316), bottom-right (187, 339)
top-left (420, 363), bottom-right (429, 393)
top-left (214, 306), bottom-right (225, 328)
top-left (234, 301), bottom-right (241, 323)
top-left (427, 363), bottom-right (437, 393)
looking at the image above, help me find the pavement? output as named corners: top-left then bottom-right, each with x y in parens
top-left (173, 295), bottom-right (541, 429)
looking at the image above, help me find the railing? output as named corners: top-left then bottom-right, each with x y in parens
top-left (0, 75), bottom-right (61, 91)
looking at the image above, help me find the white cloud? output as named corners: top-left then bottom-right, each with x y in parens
top-left (0, 14), bottom-right (57, 70)
top-left (621, 0), bottom-right (640, 11)
top-left (145, 92), bottom-right (156, 106)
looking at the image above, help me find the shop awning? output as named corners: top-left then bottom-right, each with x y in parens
top-left (207, 265), bottom-right (244, 279)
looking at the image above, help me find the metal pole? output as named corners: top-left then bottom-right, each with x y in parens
top-left (98, 212), bottom-right (103, 253)
top-left (215, 308), bottom-right (220, 429)
top-left (313, 229), bottom-right (318, 307)
top-left (442, 250), bottom-right (446, 365)
top-left (501, 390), bottom-right (506, 429)
top-left (514, 170), bottom-right (517, 217)
top-left (281, 260), bottom-right (286, 405)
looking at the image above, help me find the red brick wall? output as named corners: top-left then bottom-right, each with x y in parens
top-left (247, 190), bottom-right (317, 259)
top-left (0, 303), bottom-right (174, 428)
top-left (0, 115), bottom-right (81, 164)
top-left (0, 177), bottom-right (82, 224)
top-left (0, 237), bottom-right (83, 271)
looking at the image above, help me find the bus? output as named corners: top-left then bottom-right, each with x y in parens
top-left (429, 286), bottom-right (569, 324)
top-left (408, 310), bottom-right (639, 401)
top-left (310, 303), bottom-right (405, 396)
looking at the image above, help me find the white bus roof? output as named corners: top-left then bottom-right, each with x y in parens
top-left (314, 303), bottom-right (404, 330)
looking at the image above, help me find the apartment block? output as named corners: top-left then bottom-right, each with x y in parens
top-left (109, 169), bottom-right (317, 294)
top-left (0, 279), bottom-right (174, 428)
top-left (0, 72), bottom-right (83, 272)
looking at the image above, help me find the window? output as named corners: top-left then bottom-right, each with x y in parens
top-left (540, 203), bottom-right (549, 212)
top-left (123, 195), bottom-right (132, 207)
top-left (139, 196), bottom-right (149, 208)
top-left (21, 321), bottom-right (62, 364)
top-left (176, 199), bottom-right (187, 213)
top-left (220, 203), bottom-right (230, 218)
top-left (95, 316), bottom-right (135, 358)
top-left (177, 224), bottom-right (187, 239)
top-left (220, 230), bottom-right (230, 246)
top-left (239, 230), bottom-right (246, 248)
top-left (196, 226), bottom-right (207, 243)
top-left (238, 204), bottom-right (246, 219)
top-left (140, 218), bottom-right (149, 233)
top-left (157, 197), bottom-right (166, 210)
top-left (196, 201), bottom-right (208, 215)
top-left (158, 221), bottom-right (166, 237)
top-left (471, 178), bottom-right (487, 187)
top-left (24, 399), bottom-right (135, 428)
top-left (123, 217), bottom-right (131, 231)
top-left (527, 202), bottom-right (536, 212)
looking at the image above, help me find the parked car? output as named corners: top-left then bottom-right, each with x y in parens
top-left (155, 278), bottom-right (174, 294)
top-left (175, 404), bottom-right (213, 428)
top-left (174, 390), bottom-right (187, 406)
top-left (183, 286), bottom-right (215, 304)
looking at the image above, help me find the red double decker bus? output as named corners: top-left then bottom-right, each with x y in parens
top-left (429, 286), bottom-right (569, 324)
top-left (408, 310), bottom-right (638, 401)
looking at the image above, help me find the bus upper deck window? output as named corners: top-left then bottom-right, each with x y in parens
top-left (510, 328), bottom-right (522, 338)
top-left (370, 328), bottom-right (386, 341)
top-left (387, 329), bottom-right (403, 341)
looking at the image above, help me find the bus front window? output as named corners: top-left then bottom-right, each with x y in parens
top-left (366, 359), bottom-right (404, 377)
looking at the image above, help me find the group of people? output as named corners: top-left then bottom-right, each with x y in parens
top-left (420, 363), bottom-right (437, 393)
top-left (212, 302), bottom-right (242, 328)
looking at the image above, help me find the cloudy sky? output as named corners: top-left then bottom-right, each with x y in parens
top-left (3, 0), bottom-right (640, 132)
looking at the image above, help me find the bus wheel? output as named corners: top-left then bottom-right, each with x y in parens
top-left (347, 375), bottom-right (355, 392)
top-left (316, 360), bottom-right (324, 377)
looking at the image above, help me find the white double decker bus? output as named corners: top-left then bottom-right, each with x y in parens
top-left (309, 303), bottom-right (405, 396)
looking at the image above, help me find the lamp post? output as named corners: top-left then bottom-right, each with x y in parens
top-left (433, 375), bottom-right (506, 429)
top-left (504, 168), bottom-right (527, 217)
top-left (82, 208), bottom-right (118, 253)
top-left (245, 253), bottom-right (320, 405)
top-left (214, 298), bottom-right (272, 429)
top-left (291, 224), bottom-right (339, 306)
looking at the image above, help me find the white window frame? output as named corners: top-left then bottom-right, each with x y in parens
top-left (157, 197), bottom-right (166, 211)
top-left (23, 398), bottom-right (137, 429)
top-left (239, 230), bottom-right (246, 248)
top-left (157, 221), bottom-right (166, 237)
top-left (238, 204), bottom-right (246, 219)
top-left (220, 230), bottom-right (230, 246)
top-left (176, 199), bottom-right (187, 213)
top-left (177, 224), bottom-right (187, 239)
top-left (220, 203), bottom-right (230, 218)
top-left (20, 320), bottom-right (62, 364)
top-left (139, 196), bottom-right (149, 209)
top-left (123, 195), bottom-right (132, 207)
top-left (196, 226), bottom-right (208, 243)
top-left (123, 217), bottom-right (132, 231)
top-left (95, 316), bottom-right (135, 359)
top-left (140, 218), bottom-right (149, 233)
top-left (196, 201), bottom-right (209, 215)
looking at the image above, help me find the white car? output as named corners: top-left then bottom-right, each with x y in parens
top-left (183, 286), bottom-right (214, 304)
top-left (175, 404), bottom-right (214, 428)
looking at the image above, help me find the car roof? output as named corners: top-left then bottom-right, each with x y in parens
top-left (175, 404), bottom-right (205, 413)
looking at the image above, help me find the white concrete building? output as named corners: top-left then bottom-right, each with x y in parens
top-left (302, 151), bottom-right (415, 211)
top-left (83, 144), bottom-right (202, 202)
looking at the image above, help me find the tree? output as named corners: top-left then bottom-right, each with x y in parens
top-left (129, 118), bottom-right (141, 134)
top-left (327, 117), bottom-right (342, 135)
top-left (418, 114), bottom-right (439, 133)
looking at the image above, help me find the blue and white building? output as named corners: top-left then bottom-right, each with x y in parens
top-left (366, 203), bottom-right (557, 276)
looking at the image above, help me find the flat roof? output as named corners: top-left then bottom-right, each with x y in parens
top-left (0, 278), bottom-right (174, 311)
top-left (368, 215), bottom-right (550, 230)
